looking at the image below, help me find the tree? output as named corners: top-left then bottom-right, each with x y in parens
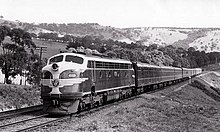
top-left (0, 26), bottom-right (36, 84)
top-left (0, 26), bottom-right (10, 46)
top-left (148, 44), bottom-right (158, 51)
top-left (26, 54), bottom-right (44, 85)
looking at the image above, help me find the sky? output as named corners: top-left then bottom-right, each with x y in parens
top-left (1, 0), bottom-right (220, 28)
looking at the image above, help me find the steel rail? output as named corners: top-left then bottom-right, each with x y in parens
top-left (0, 105), bottom-right (43, 120)
top-left (0, 114), bottom-right (48, 129)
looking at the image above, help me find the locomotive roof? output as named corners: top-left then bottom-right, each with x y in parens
top-left (50, 52), bottom-right (132, 64)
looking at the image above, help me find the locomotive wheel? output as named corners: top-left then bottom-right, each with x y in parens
top-left (78, 101), bottom-right (83, 112)
top-left (86, 103), bottom-right (91, 109)
top-left (119, 93), bottom-right (123, 100)
top-left (95, 101), bottom-right (99, 107)
top-left (99, 98), bottom-right (103, 106)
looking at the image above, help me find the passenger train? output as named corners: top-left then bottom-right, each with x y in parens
top-left (41, 52), bottom-right (202, 115)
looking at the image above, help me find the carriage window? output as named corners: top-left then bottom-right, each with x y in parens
top-left (65, 55), bottom-right (83, 64)
top-left (49, 55), bottom-right (63, 64)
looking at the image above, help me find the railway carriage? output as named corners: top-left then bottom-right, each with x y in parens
top-left (174, 67), bottom-right (183, 81)
top-left (41, 52), bottom-right (202, 115)
top-left (160, 66), bottom-right (176, 84)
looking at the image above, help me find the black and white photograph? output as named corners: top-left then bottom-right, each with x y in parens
top-left (0, 0), bottom-right (220, 131)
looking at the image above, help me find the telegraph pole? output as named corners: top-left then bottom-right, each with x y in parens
top-left (35, 46), bottom-right (47, 62)
top-left (35, 46), bottom-right (47, 85)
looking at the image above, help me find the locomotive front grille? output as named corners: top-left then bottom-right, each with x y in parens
top-left (41, 86), bottom-right (52, 94)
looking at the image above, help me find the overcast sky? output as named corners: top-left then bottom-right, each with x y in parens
top-left (1, 0), bottom-right (220, 28)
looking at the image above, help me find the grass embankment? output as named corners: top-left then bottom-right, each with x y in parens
top-left (0, 84), bottom-right (41, 112)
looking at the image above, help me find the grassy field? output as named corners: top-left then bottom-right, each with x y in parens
top-left (0, 38), bottom-right (68, 59)
top-left (33, 39), bottom-right (68, 59)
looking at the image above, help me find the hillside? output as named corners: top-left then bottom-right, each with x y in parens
top-left (1, 19), bottom-right (220, 52)
top-left (189, 29), bottom-right (220, 52)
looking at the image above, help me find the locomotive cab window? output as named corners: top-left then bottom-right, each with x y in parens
top-left (49, 55), bottom-right (63, 64)
top-left (65, 55), bottom-right (83, 64)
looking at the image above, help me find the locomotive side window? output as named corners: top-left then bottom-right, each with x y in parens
top-left (49, 55), bottom-right (63, 64)
top-left (96, 61), bottom-right (103, 68)
top-left (115, 64), bottom-right (120, 69)
top-left (104, 62), bottom-right (109, 68)
top-left (87, 60), bottom-right (131, 69)
top-left (88, 61), bottom-right (94, 68)
top-left (65, 55), bottom-right (83, 64)
top-left (109, 63), bottom-right (114, 69)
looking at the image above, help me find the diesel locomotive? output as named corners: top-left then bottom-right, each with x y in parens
top-left (40, 52), bottom-right (202, 115)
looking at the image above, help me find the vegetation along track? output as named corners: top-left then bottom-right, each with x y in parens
top-left (0, 81), bottom-right (189, 132)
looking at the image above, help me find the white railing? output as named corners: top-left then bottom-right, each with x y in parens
top-left (0, 69), bottom-right (29, 85)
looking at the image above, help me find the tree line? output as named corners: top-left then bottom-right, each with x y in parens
top-left (66, 35), bottom-right (220, 68)
top-left (34, 32), bottom-right (220, 68)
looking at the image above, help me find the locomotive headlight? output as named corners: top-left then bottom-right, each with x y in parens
top-left (52, 63), bottom-right (59, 71)
top-left (68, 73), bottom-right (77, 78)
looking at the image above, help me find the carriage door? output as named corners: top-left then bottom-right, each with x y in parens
top-left (91, 61), bottom-right (96, 95)
top-left (132, 62), bottom-right (138, 88)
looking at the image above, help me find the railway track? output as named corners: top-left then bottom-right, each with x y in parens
top-left (0, 81), bottom-right (190, 132)
top-left (0, 95), bottom-right (141, 132)
top-left (0, 113), bottom-right (59, 132)
top-left (0, 105), bottom-right (43, 121)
